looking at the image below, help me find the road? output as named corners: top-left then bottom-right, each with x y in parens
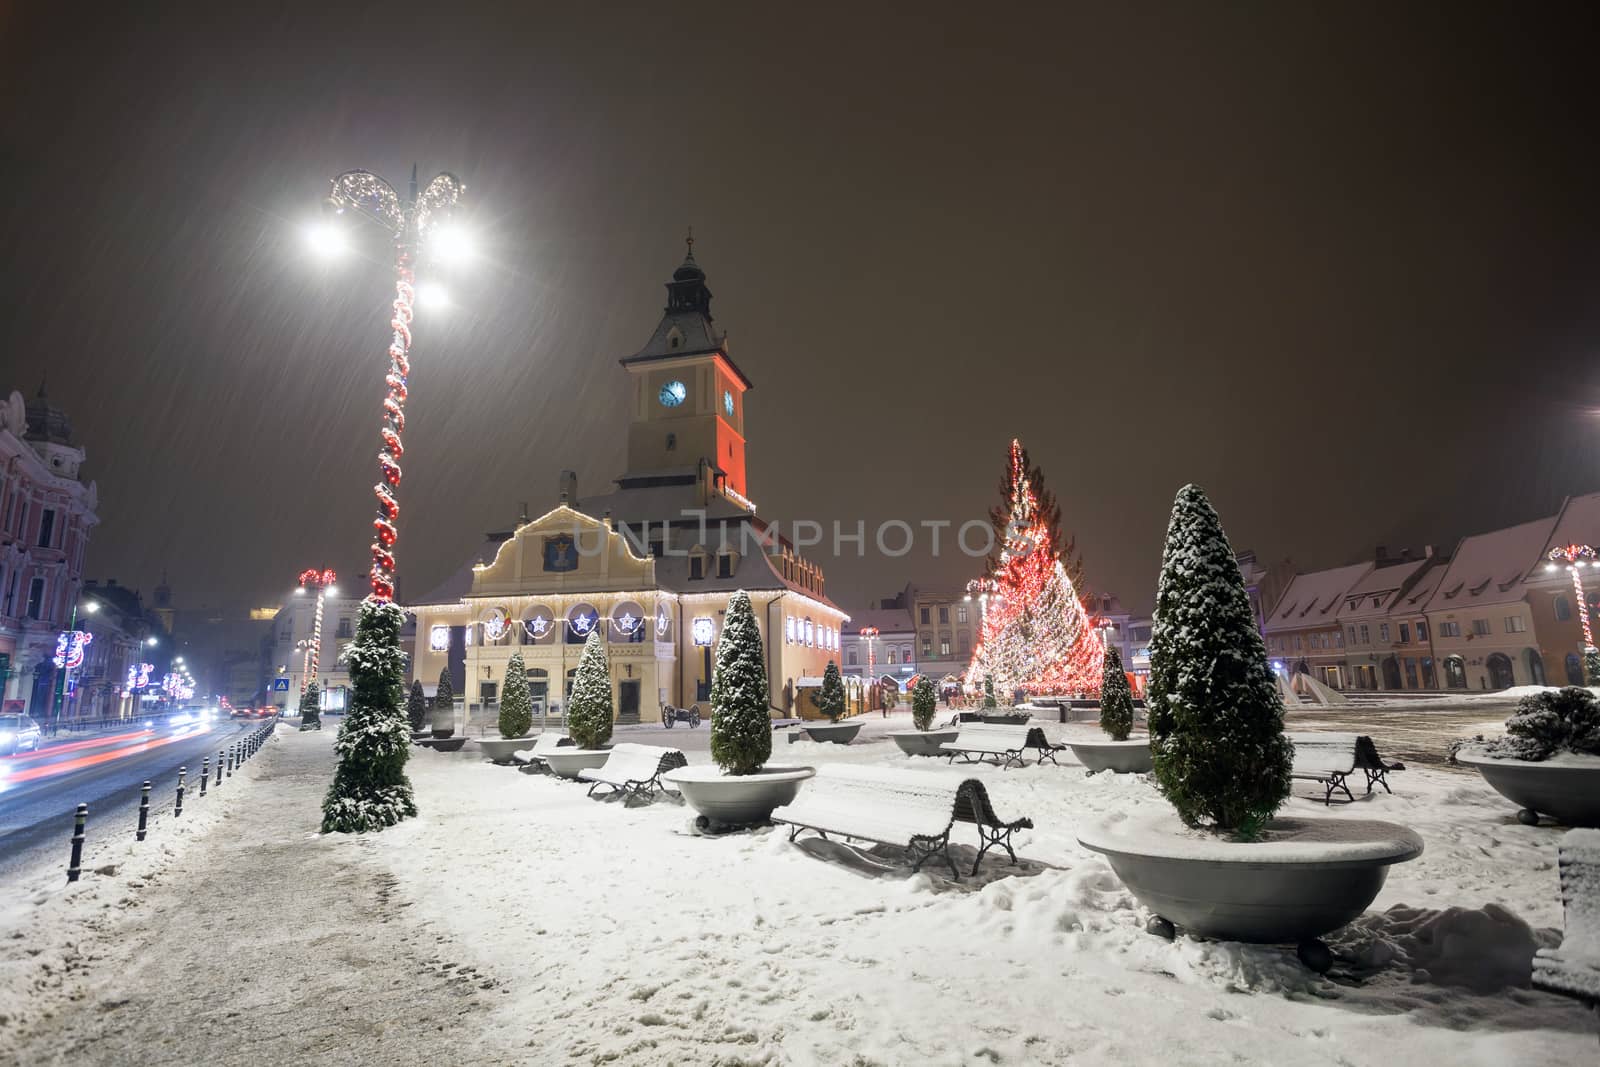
top-left (0, 717), bottom-right (261, 885)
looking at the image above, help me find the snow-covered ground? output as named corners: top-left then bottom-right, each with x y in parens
top-left (365, 712), bottom-right (1594, 1064)
top-left (3, 714), bottom-right (1593, 1065)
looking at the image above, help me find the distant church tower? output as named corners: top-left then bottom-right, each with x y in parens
top-left (618, 240), bottom-right (752, 503)
top-left (153, 571), bottom-right (175, 634)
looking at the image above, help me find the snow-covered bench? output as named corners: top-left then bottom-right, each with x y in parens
top-left (577, 743), bottom-right (688, 800)
top-left (512, 732), bottom-right (573, 771)
top-left (940, 723), bottom-right (1062, 770)
top-left (1288, 732), bottom-right (1405, 804)
top-left (1534, 829), bottom-right (1600, 1012)
top-left (770, 765), bottom-right (1034, 879)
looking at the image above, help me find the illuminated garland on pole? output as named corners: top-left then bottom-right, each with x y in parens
top-left (297, 568), bottom-right (337, 685)
top-left (1546, 544), bottom-right (1599, 680)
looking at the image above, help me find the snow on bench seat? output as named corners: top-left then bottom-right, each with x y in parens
top-left (577, 743), bottom-right (687, 800)
top-left (1534, 828), bottom-right (1600, 1006)
top-left (1288, 732), bottom-right (1360, 804)
top-left (940, 723), bottom-right (1062, 770)
top-left (512, 733), bottom-right (572, 767)
top-left (770, 765), bottom-right (1034, 879)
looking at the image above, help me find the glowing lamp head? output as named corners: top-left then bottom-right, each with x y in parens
top-left (427, 223), bottom-right (476, 266)
top-left (83, 600), bottom-right (100, 614)
top-left (303, 219), bottom-right (348, 258)
top-left (415, 280), bottom-right (450, 312)
top-left (324, 585), bottom-right (338, 598)
top-left (146, 636), bottom-right (158, 646)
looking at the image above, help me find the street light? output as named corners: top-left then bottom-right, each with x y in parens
top-left (51, 593), bottom-right (101, 731)
top-left (297, 568), bottom-right (337, 688)
top-left (1548, 544), bottom-right (1598, 678)
top-left (319, 165), bottom-right (466, 602)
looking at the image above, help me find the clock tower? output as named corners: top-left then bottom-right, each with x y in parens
top-left (618, 241), bottom-right (751, 502)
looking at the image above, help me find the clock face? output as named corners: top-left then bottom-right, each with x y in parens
top-left (659, 380), bottom-right (687, 407)
top-left (723, 390), bottom-right (734, 416)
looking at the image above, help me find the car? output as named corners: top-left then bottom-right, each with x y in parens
top-left (0, 713), bottom-right (43, 756)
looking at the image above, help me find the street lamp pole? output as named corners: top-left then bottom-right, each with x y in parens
top-left (321, 167), bottom-right (465, 603)
top-left (296, 569), bottom-right (337, 686)
top-left (1547, 544), bottom-right (1598, 678)
top-left (50, 596), bottom-right (98, 732)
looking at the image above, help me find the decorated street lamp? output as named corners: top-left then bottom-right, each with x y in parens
top-left (315, 166), bottom-right (467, 602)
top-left (859, 625), bottom-right (880, 680)
top-left (295, 568), bottom-right (338, 687)
top-left (51, 596), bottom-right (99, 729)
top-left (1546, 544), bottom-right (1599, 679)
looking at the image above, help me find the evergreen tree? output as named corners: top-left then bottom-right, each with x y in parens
top-left (321, 599), bottom-right (416, 834)
top-left (985, 438), bottom-right (1085, 596)
top-left (1098, 646), bottom-right (1135, 741)
top-left (1585, 647), bottom-right (1600, 687)
top-left (498, 650), bottom-right (534, 739)
top-left (710, 590), bottom-right (772, 775)
top-left (1147, 485), bottom-right (1291, 836)
top-left (983, 675), bottom-right (997, 709)
top-left (406, 679), bottom-right (427, 733)
top-left (433, 667), bottom-right (455, 734)
top-left (818, 660), bottom-right (846, 722)
top-left (566, 631), bottom-right (614, 750)
top-left (912, 676), bottom-right (937, 731)
top-left (298, 680), bottom-right (322, 731)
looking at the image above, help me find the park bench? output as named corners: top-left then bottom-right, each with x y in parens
top-left (940, 723), bottom-right (1063, 770)
top-left (512, 733), bottom-right (573, 772)
top-left (577, 743), bottom-right (688, 800)
top-left (1288, 732), bottom-right (1407, 804)
top-left (770, 765), bottom-right (1034, 879)
top-left (1533, 829), bottom-right (1600, 1015)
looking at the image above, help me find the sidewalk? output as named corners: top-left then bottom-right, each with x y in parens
top-left (4, 729), bottom-right (514, 1066)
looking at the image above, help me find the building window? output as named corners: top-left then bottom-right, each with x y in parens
top-left (887, 648), bottom-right (896, 664)
top-left (1334, 630), bottom-right (1344, 648)
top-left (1471, 619), bottom-right (1491, 637)
top-left (1556, 596), bottom-right (1573, 622)
top-left (1404, 658), bottom-right (1418, 688)
top-left (1416, 620), bottom-right (1429, 641)
top-left (847, 649), bottom-right (857, 666)
top-left (1505, 616), bottom-right (1526, 634)
top-left (958, 631), bottom-right (971, 654)
top-left (25, 577), bottom-right (44, 620)
top-left (1444, 656), bottom-right (1467, 689)
top-left (689, 555), bottom-right (704, 580)
top-left (1347, 626), bottom-right (1357, 646)
top-left (919, 608), bottom-right (930, 625)
top-left (37, 508), bottom-right (55, 548)
top-left (337, 618), bottom-right (352, 639)
top-left (921, 636), bottom-right (932, 657)
top-left (957, 605), bottom-right (968, 624)
top-left (939, 639), bottom-right (951, 656)
top-left (1567, 653), bottom-right (1585, 685)
top-left (1358, 624), bottom-right (1370, 644)
top-left (1439, 621), bottom-right (1460, 637)
top-left (1399, 622), bottom-right (1411, 644)
top-left (1294, 635), bottom-right (1302, 650)
top-left (717, 553), bottom-right (733, 579)
top-left (1378, 623), bottom-right (1390, 642)
top-left (938, 606), bottom-right (949, 624)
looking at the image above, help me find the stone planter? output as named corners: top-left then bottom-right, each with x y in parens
top-left (1454, 749), bottom-right (1600, 827)
top-left (417, 736), bottom-right (468, 753)
top-left (665, 765), bottom-right (816, 831)
top-left (1067, 737), bottom-right (1153, 774)
top-left (543, 747), bottom-right (614, 780)
top-left (802, 721), bottom-right (863, 745)
top-left (476, 736), bottom-right (539, 764)
top-left (1078, 813), bottom-right (1423, 961)
top-left (981, 711), bottom-right (1032, 725)
top-left (889, 729), bottom-right (959, 757)
top-left (430, 705), bottom-right (455, 740)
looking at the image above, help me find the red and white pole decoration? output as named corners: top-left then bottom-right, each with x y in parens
top-left (1547, 544), bottom-right (1597, 653)
top-left (371, 255), bottom-right (413, 601)
top-left (298, 568), bottom-right (337, 684)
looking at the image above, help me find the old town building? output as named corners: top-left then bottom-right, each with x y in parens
top-left (408, 248), bottom-right (847, 725)
top-left (1262, 562), bottom-right (1369, 690)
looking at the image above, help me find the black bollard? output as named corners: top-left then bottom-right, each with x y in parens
top-left (136, 781), bottom-right (151, 841)
top-left (175, 767), bottom-right (186, 817)
top-left (227, 745), bottom-right (234, 776)
top-left (67, 803), bottom-right (88, 882)
top-left (217, 750), bottom-right (225, 787)
top-left (200, 757), bottom-right (209, 797)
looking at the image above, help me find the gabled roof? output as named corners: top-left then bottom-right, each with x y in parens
top-left (843, 608), bottom-right (916, 637)
top-left (1336, 558), bottom-right (1430, 620)
top-left (1422, 515), bottom-right (1559, 613)
top-left (1263, 563), bottom-right (1372, 632)
top-left (1530, 491), bottom-right (1600, 580)
top-left (1392, 559), bottom-right (1447, 615)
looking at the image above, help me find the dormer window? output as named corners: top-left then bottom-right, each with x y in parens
top-left (716, 546), bottom-right (736, 578)
top-left (689, 545), bottom-right (709, 580)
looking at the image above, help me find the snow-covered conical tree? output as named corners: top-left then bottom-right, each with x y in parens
top-left (298, 680), bottom-right (321, 731)
top-left (912, 676), bottom-right (937, 731)
top-left (321, 599), bottom-right (416, 833)
top-left (1098, 646), bottom-right (1134, 741)
top-left (498, 650), bottom-right (533, 739)
top-left (818, 660), bottom-right (846, 722)
top-left (1147, 485), bottom-right (1291, 835)
top-left (406, 679), bottom-right (427, 733)
top-left (710, 590), bottom-right (771, 775)
top-left (567, 630), bottom-right (613, 750)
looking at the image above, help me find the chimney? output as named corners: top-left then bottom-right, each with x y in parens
top-left (559, 470), bottom-right (577, 507)
top-left (1424, 544), bottom-right (1435, 559)
top-left (1375, 545), bottom-right (1388, 563)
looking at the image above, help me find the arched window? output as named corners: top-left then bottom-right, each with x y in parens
top-left (847, 649), bottom-right (858, 666)
top-left (1444, 655), bottom-right (1467, 689)
top-left (1566, 653), bottom-right (1584, 685)
top-left (1555, 595), bottom-right (1573, 622)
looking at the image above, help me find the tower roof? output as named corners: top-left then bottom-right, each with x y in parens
top-left (24, 380), bottom-right (74, 445)
top-left (621, 241), bottom-right (752, 388)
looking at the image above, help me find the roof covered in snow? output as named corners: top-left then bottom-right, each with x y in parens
top-left (843, 608), bottom-right (916, 637)
top-left (1264, 563), bottom-right (1372, 632)
top-left (1336, 558), bottom-right (1431, 620)
top-left (1529, 491), bottom-right (1600, 581)
top-left (1392, 558), bottom-right (1448, 616)
top-left (1423, 515), bottom-right (1559, 612)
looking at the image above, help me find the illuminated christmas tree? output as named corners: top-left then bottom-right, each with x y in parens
top-left (966, 439), bottom-right (1104, 696)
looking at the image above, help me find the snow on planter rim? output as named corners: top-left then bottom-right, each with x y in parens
top-left (1066, 737), bottom-right (1150, 747)
top-left (1454, 746), bottom-right (1600, 768)
top-left (1079, 812), bottom-right (1424, 867)
top-left (664, 764), bottom-right (816, 783)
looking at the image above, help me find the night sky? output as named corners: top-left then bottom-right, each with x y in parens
top-left (3, 3), bottom-right (1598, 617)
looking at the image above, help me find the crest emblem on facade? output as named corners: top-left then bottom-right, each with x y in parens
top-left (543, 534), bottom-right (578, 572)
